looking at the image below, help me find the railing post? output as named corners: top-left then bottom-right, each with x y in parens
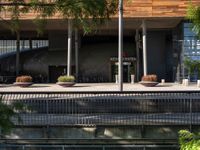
top-left (189, 93), bottom-right (192, 132)
top-left (102, 146), bottom-right (105, 150)
top-left (46, 93), bottom-right (49, 125)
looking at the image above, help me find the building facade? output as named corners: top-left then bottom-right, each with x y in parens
top-left (0, 0), bottom-right (200, 83)
top-left (1, 1), bottom-right (200, 150)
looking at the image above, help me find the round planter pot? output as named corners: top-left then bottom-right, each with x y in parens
top-left (13, 82), bottom-right (33, 87)
top-left (139, 81), bottom-right (159, 87)
top-left (56, 82), bottom-right (75, 87)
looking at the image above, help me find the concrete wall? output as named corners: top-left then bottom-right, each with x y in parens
top-left (3, 126), bottom-right (192, 140)
top-left (48, 32), bottom-right (136, 81)
top-left (49, 31), bottom-right (68, 51)
top-left (79, 42), bottom-right (135, 81)
top-left (0, 30), bottom-right (175, 82)
top-left (147, 30), bottom-right (173, 81)
top-left (0, 48), bottom-right (48, 77)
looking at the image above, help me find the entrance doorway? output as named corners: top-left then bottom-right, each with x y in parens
top-left (48, 66), bottom-right (75, 83)
top-left (49, 66), bottom-right (67, 83)
top-left (111, 62), bottom-right (132, 82)
top-left (111, 60), bottom-right (136, 83)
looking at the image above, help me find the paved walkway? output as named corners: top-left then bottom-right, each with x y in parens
top-left (0, 82), bottom-right (200, 92)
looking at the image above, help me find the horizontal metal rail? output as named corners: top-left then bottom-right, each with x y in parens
top-left (0, 91), bottom-right (199, 126)
top-left (0, 144), bottom-right (179, 150)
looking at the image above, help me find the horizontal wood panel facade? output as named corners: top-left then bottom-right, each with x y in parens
top-left (124, 0), bottom-right (200, 18)
top-left (1, 0), bottom-right (200, 19)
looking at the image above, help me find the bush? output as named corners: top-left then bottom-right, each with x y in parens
top-left (57, 75), bottom-right (75, 82)
top-left (179, 130), bottom-right (200, 150)
top-left (141, 74), bottom-right (157, 82)
top-left (0, 96), bottom-right (26, 133)
top-left (16, 76), bottom-right (32, 82)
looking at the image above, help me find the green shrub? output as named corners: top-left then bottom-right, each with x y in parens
top-left (179, 130), bottom-right (200, 150)
top-left (0, 96), bottom-right (30, 133)
top-left (57, 75), bottom-right (75, 82)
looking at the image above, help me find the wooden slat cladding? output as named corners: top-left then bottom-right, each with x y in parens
top-left (152, 0), bottom-right (187, 17)
top-left (1, 0), bottom-right (200, 19)
top-left (124, 0), bottom-right (200, 18)
top-left (124, 0), bottom-right (153, 17)
top-left (124, 0), bottom-right (152, 17)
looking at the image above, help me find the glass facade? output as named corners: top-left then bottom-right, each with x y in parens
top-left (180, 23), bottom-right (200, 81)
top-left (183, 23), bottom-right (200, 60)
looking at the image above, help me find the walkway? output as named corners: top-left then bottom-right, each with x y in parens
top-left (0, 82), bottom-right (200, 92)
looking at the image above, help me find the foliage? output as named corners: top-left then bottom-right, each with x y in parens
top-left (0, 96), bottom-right (27, 133)
top-left (130, 65), bottom-right (135, 74)
top-left (187, 3), bottom-right (200, 37)
top-left (0, 0), bottom-right (29, 34)
top-left (141, 74), bottom-right (157, 82)
top-left (30, 0), bottom-right (118, 33)
top-left (184, 57), bottom-right (200, 78)
top-left (114, 65), bottom-right (118, 74)
top-left (0, 0), bottom-right (118, 34)
top-left (57, 75), bottom-right (75, 82)
top-left (179, 130), bottom-right (200, 150)
top-left (16, 75), bottom-right (33, 82)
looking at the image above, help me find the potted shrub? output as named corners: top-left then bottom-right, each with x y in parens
top-left (139, 74), bottom-right (159, 87)
top-left (14, 75), bottom-right (33, 87)
top-left (57, 75), bottom-right (75, 87)
top-left (130, 65), bottom-right (135, 84)
top-left (114, 65), bottom-right (118, 83)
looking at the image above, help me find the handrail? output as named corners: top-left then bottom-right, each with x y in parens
top-left (0, 91), bottom-right (199, 127)
top-left (0, 90), bottom-right (199, 94)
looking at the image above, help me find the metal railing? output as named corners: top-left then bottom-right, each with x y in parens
top-left (0, 144), bottom-right (178, 150)
top-left (0, 91), bottom-right (200, 127)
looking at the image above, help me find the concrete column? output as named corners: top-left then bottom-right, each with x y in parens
top-left (16, 32), bottom-right (20, 76)
top-left (75, 28), bottom-right (79, 79)
top-left (118, 0), bottom-right (123, 91)
top-left (29, 38), bottom-right (32, 50)
top-left (22, 40), bottom-right (25, 50)
top-left (136, 29), bottom-right (140, 81)
top-left (142, 20), bottom-right (147, 76)
top-left (181, 40), bottom-right (185, 79)
top-left (67, 19), bottom-right (72, 76)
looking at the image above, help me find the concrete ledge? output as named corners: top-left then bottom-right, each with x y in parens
top-left (0, 83), bottom-right (200, 92)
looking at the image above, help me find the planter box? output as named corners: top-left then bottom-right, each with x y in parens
top-left (13, 82), bottom-right (33, 87)
top-left (139, 81), bottom-right (159, 87)
top-left (56, 82), bottom-right (75, 87)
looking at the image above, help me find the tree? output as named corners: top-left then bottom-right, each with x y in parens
top-left (0, 96), bottom-right (26, 134)
top-left (0, 0), bottom-right (30, 76)
top-left (187, 3), bottom-right (200, 37)
top-left (0, 0), bottom-right (118, 76)
top-left (179, 130), bottom-right (200, 150)
top-left (30, 0), bottom-right (118, 75)
top-left (30, 0), bottom-right (118, 33)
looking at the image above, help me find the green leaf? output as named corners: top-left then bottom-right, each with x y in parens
top-left (186, 3), bottom-right (200, 38)
top-left (179, 130), bottom-right (200, 150)
top-left (0, 96), bottom-right (30, 134)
